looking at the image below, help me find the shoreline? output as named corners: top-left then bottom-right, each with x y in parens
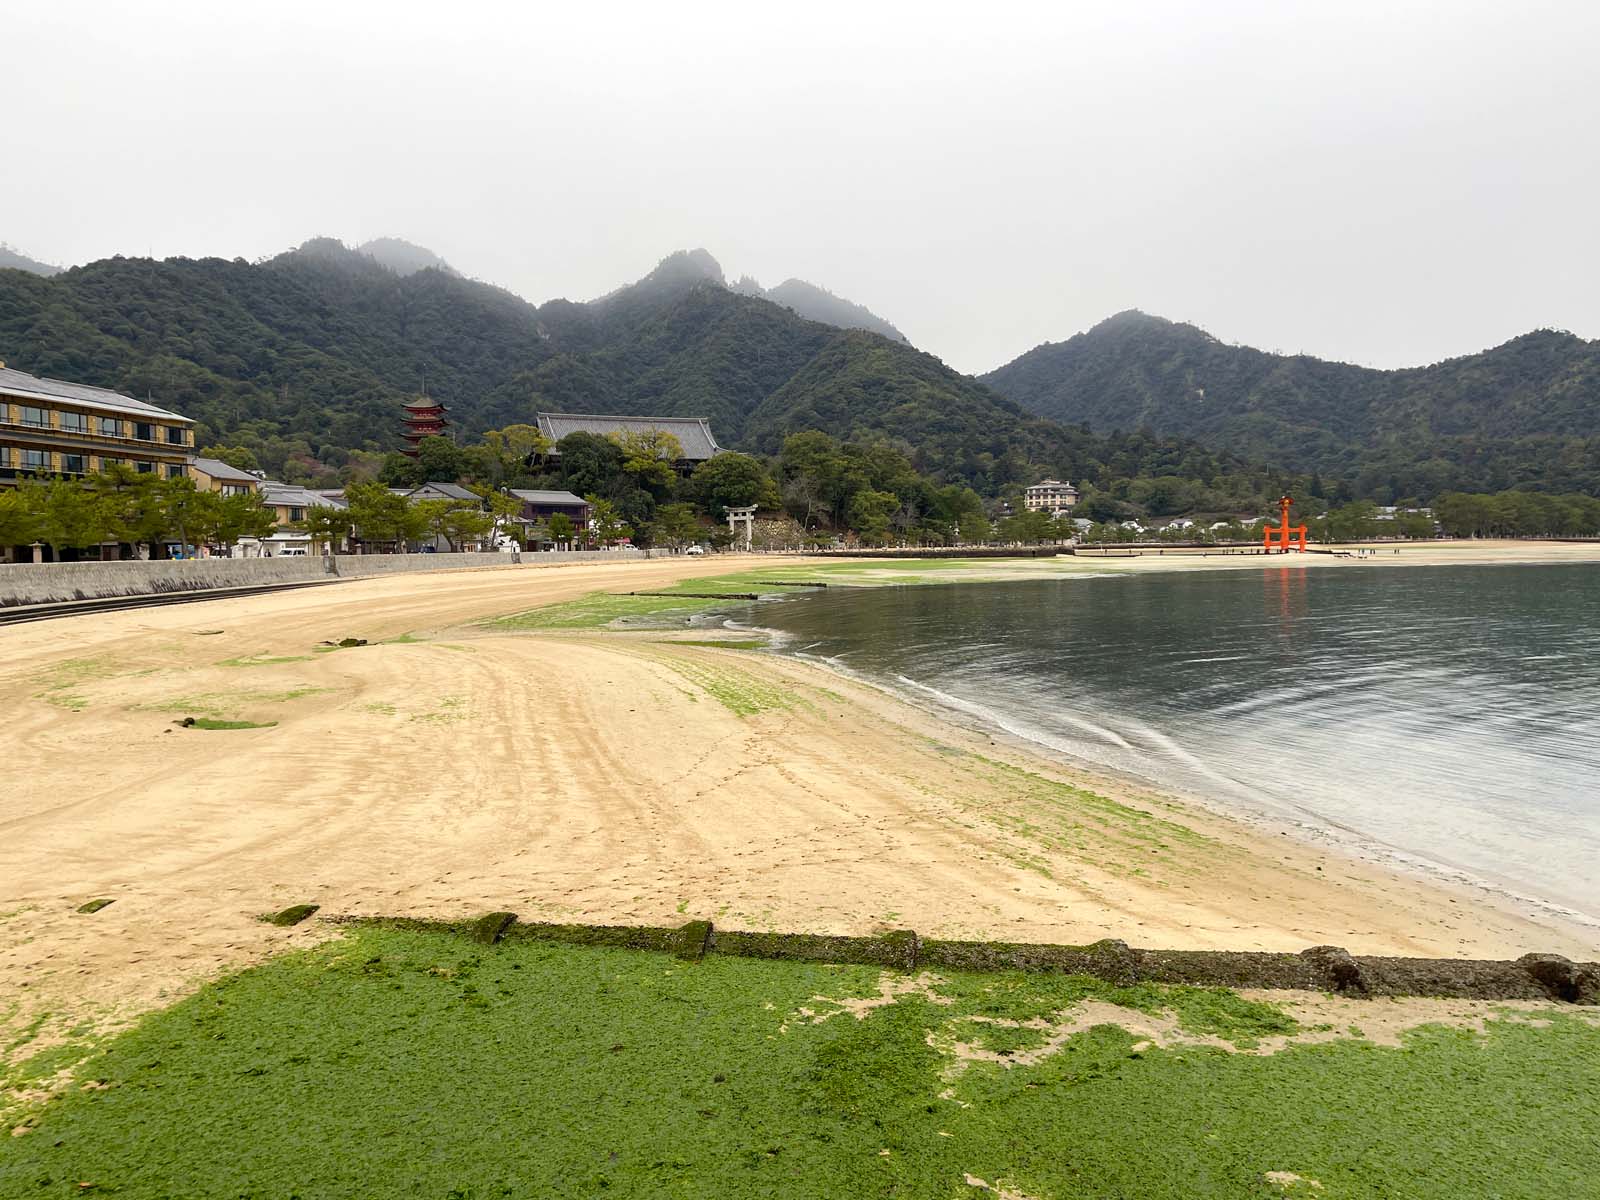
top-left (761, 639), bottom-right (1600, 950)
top-left (2, 548), bottom-right (1597, 1069)
top-left (722, 549), bottom-right (1600, 949)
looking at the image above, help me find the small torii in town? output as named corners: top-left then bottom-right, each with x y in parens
top-left (1263, 494), bottom-right (1307, 553)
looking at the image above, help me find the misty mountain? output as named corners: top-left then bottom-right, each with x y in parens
top-left (982, 311), bottom-right (1600, 497)
top-left (732, 274), bottom-right (906, 343)
top-left (355, 237), bottom-right (459, 277)
top-left (0, 243), bottom-right (1259, 501)
top-left (599, 252), bottom-right (904, 343)
top-left (0, 243), bottom-right (63, 277)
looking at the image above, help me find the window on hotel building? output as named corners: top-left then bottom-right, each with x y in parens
top-left (165, 463), bottom-right (185, 479)
top-left (164, 426), bottom-right (185, 445)
top-left (62, 454), bottom-right (86, 474)
top-left (134, 422), bottom-right (155, 440)
top-left (222, 484), bottom-right (250, 496)
top-left (59, 411), bottom-right (88, 433)
top-left (21, 449), bottom-right (49, 471)
top-left (135, 460), bottom-right (154, 474)
top-left (100, 416), bottom-right (123, 437)
top-left (0, 446), bottom-right (10, 467)
top-left (20, 405), bottom-right (48, 428)
top-left (289, 506), bottom-right (306, 523)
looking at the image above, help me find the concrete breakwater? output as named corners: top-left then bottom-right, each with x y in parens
top-left (0, 549), bottom-right (665, 608)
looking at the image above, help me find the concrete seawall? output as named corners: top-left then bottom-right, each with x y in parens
top-left (0, 550), bottom-right (665, 608)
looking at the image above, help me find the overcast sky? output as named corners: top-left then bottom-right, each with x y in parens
top-left (10, 0), bottom-right (1599, 374)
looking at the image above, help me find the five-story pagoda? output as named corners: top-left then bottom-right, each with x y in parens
top-left (400, 394), bottom-right (448, 456)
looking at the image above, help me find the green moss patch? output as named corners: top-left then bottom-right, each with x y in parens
top-left (31, 656), bottom-right (129, 711)
top-left (74, 899), bottom-right (115, 915)
top-left (648, 654), bottom-right (794, 716)
top-left (489, 591), bottom-right (724, 631)
top-left (216, 653), bottom-right (314, 668)
top-left (262, 904), bottom-right (320, 927)
top-left (180, 718), bottom-right (279, 731)
top-left (5, 928), bottom-right (1598, 1199)
top-left (139, 686), bottom-right (334, 718)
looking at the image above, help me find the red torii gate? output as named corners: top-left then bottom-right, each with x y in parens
top-left (1263, 494), bottom-right (1306, 553)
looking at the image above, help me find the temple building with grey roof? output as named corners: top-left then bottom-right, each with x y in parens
top-left (535, 412), bottom-right (723, 469)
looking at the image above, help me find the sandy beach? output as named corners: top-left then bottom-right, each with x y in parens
top-left (3, 543), bottom-right (1598, 1062)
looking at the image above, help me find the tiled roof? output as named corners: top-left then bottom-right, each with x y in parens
top-left (192, 457), bottom-right (261, 484)
top-left (536, 412), bottom-right (722, 461)
top-left (0, 365), bottom-right (191, 422)
top-left (508, 489), bottom-right (588, 507)
top-left (259, 481), bottom-right (347, 510)
top-left (408, 481), bottom-right (480, 502)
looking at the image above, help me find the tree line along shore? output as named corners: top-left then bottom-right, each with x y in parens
top-left (8, 419), bottom-right (1598, 563)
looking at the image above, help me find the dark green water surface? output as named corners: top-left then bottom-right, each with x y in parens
top-left (747, 563), bottom-right (1600, 925)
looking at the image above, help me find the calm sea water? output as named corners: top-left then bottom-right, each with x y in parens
top-left (744, 564), bottom-right (1600, 925)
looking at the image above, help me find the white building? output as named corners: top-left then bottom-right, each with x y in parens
top-left (1023, 479), bottom-right (1079, 515)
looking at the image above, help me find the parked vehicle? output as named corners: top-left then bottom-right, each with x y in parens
top-left (684, 545), bottom-right (706, 556)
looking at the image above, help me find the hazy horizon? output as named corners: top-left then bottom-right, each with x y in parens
top-left (12, 0), bottom-right (1599, 374)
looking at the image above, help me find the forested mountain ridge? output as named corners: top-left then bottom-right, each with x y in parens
top-left (0, 243), bottom-right (1282, 510)
top-left (733, 275), bottom-right (907, 343)
top-left (0, 240), bottom-right (556, 479)
top-left (981, 310), bottom-right (1600, 497)
top-left (355, 237), bottom-right (459, 277)
top-left (0, 243), bottom-right (63, 277)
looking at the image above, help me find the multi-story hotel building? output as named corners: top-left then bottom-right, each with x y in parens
top-left (1023, 479), bottom-right (1080, 515)
top-left (0, 362), bottom-right (195, 486)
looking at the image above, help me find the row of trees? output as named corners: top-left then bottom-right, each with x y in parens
top-left (1433, 490), bottom-right (1600, 538)
top-left (17, 432), bottom-right (1594, 563)
top-left (370, 427), bottom-right (995, 549)
top-left (0, 467), bottom-right (276, 560)
top-left (305, 482), bottom-right (505, 552)
top-left (305, 475), bottom-right (709, 555)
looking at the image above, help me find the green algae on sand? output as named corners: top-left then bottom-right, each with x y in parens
top-left (5, 927), bottom-right (1597, 1199)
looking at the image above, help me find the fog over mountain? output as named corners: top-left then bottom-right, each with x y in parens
top-left (9, 4), bottom-right (1596, 375)
top-left (0, 243), bottom-right (62, 277)
top-left (355, 238), bottom-right (458, 278)
top-left (733, 276), bottom-right (907, 344)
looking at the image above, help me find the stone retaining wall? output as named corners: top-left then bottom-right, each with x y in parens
top-left (0, 549), bottom-right (668, 607)
top-left (333, 913), bottom-right (1600, 1004)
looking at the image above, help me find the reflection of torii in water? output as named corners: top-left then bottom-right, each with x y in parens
top-left (1263, 494), bottom-right (1307, 553)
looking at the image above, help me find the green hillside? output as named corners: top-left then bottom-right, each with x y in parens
top-left (982, 311), bottom-right (1600, 498)
top-left (0, 243), bottom-right (62, 277)
top-left (742, 276), bottom-right (908, 343)
top-left (0, 245), bottom-right (1279, 508)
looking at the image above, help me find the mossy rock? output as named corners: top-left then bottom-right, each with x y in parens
top-left (76, 898), bottom-right (115, 914)
top-left (263, 903), bottom-right (320, 928)
top-left (470, 911), bottom-right (518, 945)
top-left (671, 920), bottom-right (713, 962)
